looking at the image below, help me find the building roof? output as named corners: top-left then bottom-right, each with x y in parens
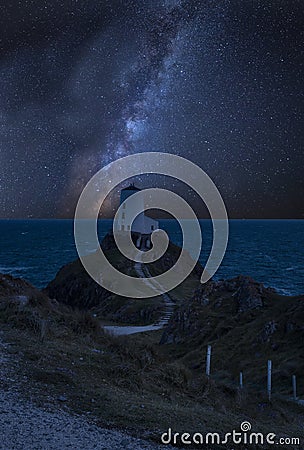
top-left (121, 183), bottom-right (141, 191)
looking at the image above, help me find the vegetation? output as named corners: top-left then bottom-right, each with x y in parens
top-left (1, 280), bottom-right (304, 449)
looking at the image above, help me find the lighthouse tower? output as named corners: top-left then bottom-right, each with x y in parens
top-left (114, 184), bottom-right (159, 246)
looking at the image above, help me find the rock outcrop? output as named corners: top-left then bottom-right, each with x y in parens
top-left (234, 275), bottom-right (265, 312)
top-left (159, 275), bottom-right (302, 346)
top-left (45, 257), bottom-right (112, 310)
top-left (0, 273), bottom-right (48, 306)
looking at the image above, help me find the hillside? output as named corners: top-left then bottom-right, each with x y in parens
top-left (160, 275), bottom-right (304, 394)
top-left (44, 233), bottom-right (202, 326)
top-left (1, 265), bottom-right (304, 448)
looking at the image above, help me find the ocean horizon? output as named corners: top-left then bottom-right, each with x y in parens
top-left (0, 218), bottom-right (303, 296)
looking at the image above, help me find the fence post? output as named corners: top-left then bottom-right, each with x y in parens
top-left (292, 375), bottom-right (297, 401)
top-left (239, 371), bottom-right (243, 389)
top-left (206, 345), bottom-right (212, 377)
top-left (267, 360), bottom-right (272, 401)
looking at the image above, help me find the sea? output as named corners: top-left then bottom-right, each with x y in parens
top-left (0, 219), bottom-right (303, 296)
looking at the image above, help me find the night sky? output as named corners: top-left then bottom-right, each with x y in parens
top-left (0, 0), bottom-right (303, 219)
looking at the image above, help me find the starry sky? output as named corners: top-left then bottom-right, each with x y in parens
top-left (0, 0), bottom-right (303, 219)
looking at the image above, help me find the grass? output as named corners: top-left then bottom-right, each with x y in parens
top-left (1, 289), bottom-right (304, 449)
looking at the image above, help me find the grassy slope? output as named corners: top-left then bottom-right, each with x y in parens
top-left (1, 284), bottom-right (304, 449)
top-left (164, 289), bottom-right (304, 394)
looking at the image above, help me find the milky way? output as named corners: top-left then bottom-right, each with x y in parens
top-left (0, 0), bottom-right (303, 218)
top-left (105, 1), bottom-right (193, 162)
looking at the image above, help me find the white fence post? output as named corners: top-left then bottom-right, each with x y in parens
top-left (206, 345), bottom-right (212, 377)
top-left (292, 375), bottom-right (297, 401)
top-left (267, 360), bottom-right (272, 401)
top-left (239, 371), bottom-right (243, 389)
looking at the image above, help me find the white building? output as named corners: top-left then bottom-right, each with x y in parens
top-left (114, 184), bottom-right (159, 236)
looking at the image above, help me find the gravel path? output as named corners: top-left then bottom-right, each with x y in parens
top-left (0, 333), bottom-right (173, 450)
top-left (0, 391), bottom-right (170, 450)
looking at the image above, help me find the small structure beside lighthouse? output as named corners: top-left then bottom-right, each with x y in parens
top-left (114, 184), bottom-right (159, 248)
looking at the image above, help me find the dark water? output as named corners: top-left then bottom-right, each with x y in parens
top-left (0, 219), bottom-right (303, 296)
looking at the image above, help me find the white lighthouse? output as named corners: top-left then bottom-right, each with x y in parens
top-left (114, 184), bottom-right (159, 245)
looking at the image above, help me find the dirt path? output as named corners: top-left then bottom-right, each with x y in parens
top-left (103, 251), bottom-right (174, 336)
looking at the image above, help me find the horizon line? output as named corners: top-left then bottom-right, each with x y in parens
top-left (0, 217), bottom-right (304, 221)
